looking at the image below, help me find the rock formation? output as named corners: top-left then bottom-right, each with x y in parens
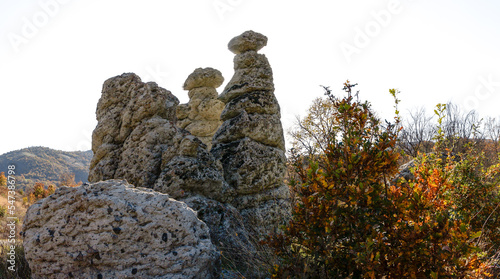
top-left (23, 31), bottom-right (290, 278)
top-left (395, 159), bottom-right (416, 182)
top-left (86, 72), bottom-right (258, 275)
top-left (177, 68), bottom-right (225, 150)
top-left (88, 73), bottom-right (234, 203)
top-left (23, 180), bottom-right (219, 279)
top-left (212, 30), bottom-right (290, 236)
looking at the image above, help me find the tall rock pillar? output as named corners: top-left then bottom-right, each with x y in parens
top-left (212, 30), bottom-right (290, 236)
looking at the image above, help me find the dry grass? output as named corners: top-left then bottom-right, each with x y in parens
top-left (0, 242), bottom-right (31, 279)
top-left (219, 233), bottom-right (279, 278)
top-left (0, 186), bottom-right (31, 278)
top-left (217, 200), bottom-right (291, 278)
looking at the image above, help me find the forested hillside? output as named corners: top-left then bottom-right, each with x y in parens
top-left (0, 147), bottom-right (92, 191)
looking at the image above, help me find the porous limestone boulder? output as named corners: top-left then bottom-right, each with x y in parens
top-left (212, 31), bottom-right (290, 237)
top-left (91, 73), bottom-right (178, 149)
top-left (23, 180), bottom-right (220, 279)
top-left (177, 68), bottom-right (225, 149)
top-left (183, 67), bottom-right (224, 90)
top-left (88, 73), bottom-right (234, 203)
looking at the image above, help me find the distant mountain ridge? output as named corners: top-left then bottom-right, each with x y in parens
top-left (0, 147), bottom-right (93, 190)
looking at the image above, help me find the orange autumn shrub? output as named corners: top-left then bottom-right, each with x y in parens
top-left (27, 182), bottom-right (55, 205)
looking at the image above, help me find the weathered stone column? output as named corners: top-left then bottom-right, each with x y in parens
top-left (177, 68), bottom-right (225, 150)
top-left (212, 30), bottom-right (290, 236)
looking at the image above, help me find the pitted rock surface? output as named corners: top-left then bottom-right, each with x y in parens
top-left (214, 111), bottom-right (285, 150)
top-left (212, 137), bottom-right (286, 195)
top-left (23, 180), bottom-right (219, 279)
top-left (212, 30), bottom-right (290, 237)
top-left (177, 68), bottom-right (225, 149)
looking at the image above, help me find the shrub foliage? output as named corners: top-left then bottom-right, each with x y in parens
top-left (266, 81), bottom-right (500, 278)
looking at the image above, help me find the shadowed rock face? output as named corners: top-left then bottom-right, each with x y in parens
top-left (177, 68), bottom-right (225, 150)
top-left (23, 180), bottom-right (219, 279)
top-left (212, 30), bottom-right (290, 237)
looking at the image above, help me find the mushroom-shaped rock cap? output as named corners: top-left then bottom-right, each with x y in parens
top-left (183, 67), bottom-right (224, 90)
top-left (228, 30), bottom-right (268, 54)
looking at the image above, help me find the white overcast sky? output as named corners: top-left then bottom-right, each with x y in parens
top-left (1, 0), bottom-right (500, 156)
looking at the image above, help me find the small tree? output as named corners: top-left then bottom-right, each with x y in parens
top-left (288, 97), bottom-right (338, 160)
top-left (266, 81), bottom-right (402, 277)
top-left (0, 172), bottom-right (6, 187)
top-left (59, 172), bottom-right (80, 187)
top-left (27, 182), bottom-right (55, 205)
top-left (398, 107), bottom-right (434, 157)
top-left (439, 102), bottom-right (483, 156)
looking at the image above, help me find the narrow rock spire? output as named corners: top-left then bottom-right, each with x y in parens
top-left (212, 30), bottom-right (290, 236)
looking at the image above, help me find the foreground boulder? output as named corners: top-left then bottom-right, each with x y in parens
top-left (23, 180), bottom-right (220, 279)
top-left (212, 30), bottom-right (291, 236)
